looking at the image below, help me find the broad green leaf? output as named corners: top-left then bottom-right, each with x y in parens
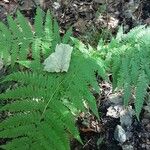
top-left (43, 44), bottom-right (73, 72)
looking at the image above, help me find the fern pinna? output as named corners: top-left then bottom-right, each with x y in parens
top-left (0, 8), bottom-right (105, 150)
top-left (98, 26), bottom-right (150, 119)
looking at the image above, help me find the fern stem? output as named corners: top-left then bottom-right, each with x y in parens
top-left (40, 77), bottom-right (65, 120)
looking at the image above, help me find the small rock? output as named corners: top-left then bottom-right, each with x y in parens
top-left (94, 0), bottom-right (106, 4)
top-left (146, 145), bottom-right (150, 150)
top-left (107, 16), bottom-right (119, 29)
top-left (106, 105), bottom-right (124, 118)
top-left (53, 2), bottom-right (61, 10)
top-left (122, 144), bottom-right (134, 150)
top-left (3, 0), bottom-right (9, 3)
top-left (120, 107), bottom-right (134, 128)
top-left (114, 125), bottom-right (127, 143)
top-left (145, 18), bottom-right (150, 25)
top-left (108, 93), bottom-right (123, 105)
top-left (142, 119), bottom-right (149, 125)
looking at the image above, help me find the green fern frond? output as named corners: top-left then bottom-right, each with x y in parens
top-left (0, 7), bottom-right (105, 149)
top-left (122, 25), bottom-right (145, 43)
top-left (1, 100), bottom-right (43, 112)
top-left (62, 27), bottom-right (72, 44)
top-left (44, 10), bottom-right (53, 40)
top-left (111, 55), bottom-right (121, 88)
top-left (0, 85), bottom-right (45, 99)
top-left (7, 15), bottom-right (22, 39)
top-left (1, 137), bottom-right (30, 150)
top-left (42, 10), bottom-right (53, 57)
top-left (34, 7), bottom-right (44, 37)
top-left (104, 25), bottom-right (150, 118)
top-left (32, 38), bottom-right (42, 62)
top-left (51, 19), bottom-right (61, 50)
top-left (130, 58), bottom-right (139, 84)
top-left (16, 11), bottom-right (33, 39)
top-left (135, 72), bottom-right (148, 119)
top-left (0, 112), bottom-right (41, 130)
top-left (0, 8), bottom-right (73, 67)
top-left (123, 77), bottom-right (131, 106)
top-left (0, 22), bottom-right (12, 62)
top-left (0, 49), bottom-right (102, 149)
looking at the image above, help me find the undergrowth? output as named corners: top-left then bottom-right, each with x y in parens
top-left (0, 8), bottom-right (105, 150)
top-left (0, 6), bottom-right (150, 150)
top-left (97, 25), bottom-right (150, 119)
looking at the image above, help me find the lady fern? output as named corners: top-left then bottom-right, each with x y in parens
top-left (0, 8), bottom-right (72, 67)
top-left (98, 26), bottom-right (150, 119)
top-left (0, 8), bottom-right (105, 150)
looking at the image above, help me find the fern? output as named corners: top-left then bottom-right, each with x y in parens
top-left (0, 8), bottom-right (105, 150)
top-left (0, 8), bottom-right (72, 67)
top-left (98, 26), bottom-right (150, 118)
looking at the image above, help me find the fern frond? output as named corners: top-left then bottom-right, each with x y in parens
top-left (1, 100), bottom-right (43, 112)
top-left (116, 26), bottom-right (124, 41)
top-left (34, 7), bottom-right (44, 37)
top-left (42, 10), bottom-right (53, 57)
top-left (122, 25), bottom-right (145, 43)
top-left (0, 124), bottom-right (36, 138)
top-left (62, 27), bottom-right (72, 44)
top-left (0, 7), bottom-right (105, 149)
top-left (0, 112), bottom-right (41, 130)
top-left (32, 38), bottom-right (42, 61)
top-left (130, 58), bottom-right (139, 84)
top-left (117, 56), bottom-right (130, 87)
top-left (0, 22), bottom-right (12, 62)
top-left (0, 85), bottom-right (45, 99)
top-left (16, 11), bottom-right (33, 39)
top-left (111, 55), bottom-right (121, 88)
top-left (135, 72), bottom-right (148, 119)
top-left (38, 123), bottom-right (69, 150)
top-left (51, 19), bottom-right (61, 50)
top-left (44, 10), bottom-right (53, 41)
top-left (105, 25), bottom-right (150, 118)
top-left (123, 77), bottom-right (131, 106)
top-left (7, 16), bottom-right (22, 39)
top-left (1, 137), bottom-right (30, 150)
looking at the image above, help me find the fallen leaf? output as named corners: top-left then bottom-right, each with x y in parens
top-left (43, 43), bottom-right (73, 72)
top-left (106, 105), bottom-right (124, 118)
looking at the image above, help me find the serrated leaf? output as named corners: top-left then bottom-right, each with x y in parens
top-left (43, 43), bottom-right (73, 72)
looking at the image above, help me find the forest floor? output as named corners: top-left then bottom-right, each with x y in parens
top-left (0, 0), bottom-right (150, 150)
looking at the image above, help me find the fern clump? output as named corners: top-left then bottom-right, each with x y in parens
top-left (97, 26), bottom-right (150, 119)
top-left (0, 8), bottom-right (105, 150)
top-left (0, 8), bottom-right (72, 67)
